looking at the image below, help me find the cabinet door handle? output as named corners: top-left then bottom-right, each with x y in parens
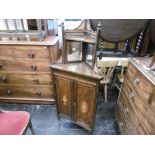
top-left (1, 76), bottom-right (7, 82)
top-left (31, 65), bottom-right (37, 71)
top-left (5, 89), bottom-right (12, 95)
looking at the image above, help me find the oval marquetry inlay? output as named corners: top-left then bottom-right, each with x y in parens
top-left (62, 95), bottom-right (67, 105)
top-left (80, 101), bottom-right (88, 114)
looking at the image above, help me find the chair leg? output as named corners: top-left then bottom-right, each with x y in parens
top-left (29, 119), bottom-right (35, 135)
top-left (104, 84), bottom-right (108, 103)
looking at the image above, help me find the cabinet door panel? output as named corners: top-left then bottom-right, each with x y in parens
top-left (55, 76), bottom-right (72, 119)
top-left (76, 82), bottom-right (96, 130)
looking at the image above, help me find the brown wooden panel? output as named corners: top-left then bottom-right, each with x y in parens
top-left (76, 81), bottom-right (96, 129)
top-left (0, 60), bottom-right (50, 72)
top-left (55, 76), bottom-right (72, 119)
top-left (0, 45), bottom-right (49, 51)
top-left (0, 73), bottom-right (52, 85)
top-left (0, 85), bottom-right (53, 99)
top-left (0, 48), bottom-right (50, 60)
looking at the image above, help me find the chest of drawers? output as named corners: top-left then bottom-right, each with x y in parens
top-left (115, 58), bottom-right (155, 134)
top-left (0, 36), bottom-right (59, 104)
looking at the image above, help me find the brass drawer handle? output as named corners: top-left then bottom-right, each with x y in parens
top-left (119, 122), bottom-right (123, 127)
top-left (124, 108), bottom-right (129, 113)
top-left (36, 91), bottom-right (42, 96)
top-left (5, 89), bottom-right (12, 95)
top-left (28, 53), bottom-right (35, 59)
top-left (133, 78), bottom-right (140, 85)
top-left (31, 65), bottom-right (37, 71)
top-left (128, 92), bottom-right (134, 98)
top-left (33, 78), bottom-right (39, 83)
top-left (1, 76), bottom-right (7, 82)
top-left (0, 64), bottom-right (3, 69)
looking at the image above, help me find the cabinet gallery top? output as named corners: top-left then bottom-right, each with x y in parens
top-left (50, 62), bottom-right (103, 80)
top-left (0, 36), bottom-right (59, 46)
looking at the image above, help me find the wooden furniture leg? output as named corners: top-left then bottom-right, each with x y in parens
top-left (104, 84), bottom-right (108, 103)
top-left (149, 50), bottom-right (155, 68)
top-left (29, 119), bottom-right (35, 135)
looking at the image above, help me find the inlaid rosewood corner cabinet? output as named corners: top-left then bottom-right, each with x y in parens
top-left (0, 36), bottom-right (59, 104)
top-left (51, 20), bottom-right (102, 132)
top-left (51, 63), bottom-right (102, 132)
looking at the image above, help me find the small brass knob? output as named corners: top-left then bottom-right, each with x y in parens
top-left (28, 53), bottom-right (35, 58)
top-left (33, 78), bottom-right (39, 83)
top-left (6, 89), bottom-right (12, 95)
top-left (36, 91), bottom-right (42, 96)
top-left (1, 76), bottom-right (7, 82)
top-left (31, 65), bottom-right (37, 71)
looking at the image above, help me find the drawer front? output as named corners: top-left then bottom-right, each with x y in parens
top-left (0, 85), bottom-right (53, 99)
top-left (0, 45), bottom-right (49, 51)
top-left (0, 48), bottom-right (50, 60)
top-left (122, 78), bottom-right (155, 134)
top-left (0, 73), bottom-right (52, 85)
top-left (126, 63), bottom-right (154, 103)
top-left (115, 104), bottom-right (132, 135)
top-left (0, 60), bottom-right (50, 72)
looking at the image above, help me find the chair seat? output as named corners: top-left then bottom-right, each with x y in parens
top-left (0, 111), bottom-right (30, 135)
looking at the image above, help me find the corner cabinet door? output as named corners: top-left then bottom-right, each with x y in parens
top-left (76, 81), bottom-right (97, 130)
top-left (55, 76), bottom-right (72, 119)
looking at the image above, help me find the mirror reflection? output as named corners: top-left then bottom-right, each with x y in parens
top-left (66, 41), bottom-right (82, 61)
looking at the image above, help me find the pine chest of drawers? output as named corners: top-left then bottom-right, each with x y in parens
top-left (115, 58), bottom-right (155, 134)
top-left (0, 36), bottom-right (59, 104)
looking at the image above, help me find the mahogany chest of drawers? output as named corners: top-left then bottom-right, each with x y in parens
top-left (0, 36), bottom-right (59, 104)
top-left (115, 58), bottom-right (155, 134)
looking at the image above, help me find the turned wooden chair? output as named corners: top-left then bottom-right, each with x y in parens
top-left (115, 60), bottom-right (129, 91)
top-left (0, 109), bottom-right (35, 135)
top-left (97, 60), bottom-right (118, 103)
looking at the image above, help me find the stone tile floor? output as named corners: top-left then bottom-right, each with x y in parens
top-left (0, 88), bottom-right (120, 135)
